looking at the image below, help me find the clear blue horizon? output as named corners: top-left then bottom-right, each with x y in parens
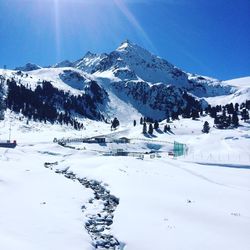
top-left (0, 0), bottom-right (249, 80)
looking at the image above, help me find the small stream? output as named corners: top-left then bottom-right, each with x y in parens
top-left (44, 162), bottom-right (125, 250)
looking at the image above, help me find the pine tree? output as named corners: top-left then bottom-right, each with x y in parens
top-left (210, 107), bottom-right (217, 118)
top-left (232, 111), bottom-right (239, 127)
top-left (235, 103), bottom-right (239, 112)
top-left (154, 121), bottom-right (159, 129)
top-left (191, 110), bottom-right (199, 120)
top-left (111, 117), bottom-right (120, 130)
top-left (202, 121), bottom-right (210, 133)
top-left (140, 117), bottom-right (143, 125)
top-left (148, 123), bottom-right (153, 135)
top-left (241, 109), bottom-right (249, 122)
top-left (164, 124), bottom-right (168, 133)
top-left (226, 103), bottom-right (234, 114)
top-left (142, 122), bottom-right (147, 134)
top-left (133, 120), bottom-right (136, 126)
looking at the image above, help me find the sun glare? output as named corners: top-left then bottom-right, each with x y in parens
top-left (53, 0), bottom-right (61, 61)
top-left (113, 0), bottom-right (155, 50)
top-left (31, 0), bottom-right (156, 59)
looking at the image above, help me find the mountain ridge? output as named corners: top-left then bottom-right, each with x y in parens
top-left (1, 41), bottom-right (249, 124)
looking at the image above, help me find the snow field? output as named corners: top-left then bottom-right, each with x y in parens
top-left (1, 113), bottom-right (250, 250)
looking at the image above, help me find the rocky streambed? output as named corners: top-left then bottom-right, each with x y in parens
top-left (44, 162), bottom-right (124, 250)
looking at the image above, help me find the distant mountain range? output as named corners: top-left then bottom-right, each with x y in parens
top-left (1, 40), bottom-right (249, 125)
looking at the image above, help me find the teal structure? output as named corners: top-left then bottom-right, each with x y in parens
top-left (173, 141), bottom-right (186, 157)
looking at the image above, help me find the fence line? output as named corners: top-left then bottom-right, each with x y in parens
top-left (183, 152), bottom-right (250, 165)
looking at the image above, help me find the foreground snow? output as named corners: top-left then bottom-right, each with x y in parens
top-left (0, 116), bottom-right (250, 250)
top-left (0, 143), bottom-right (93, 250)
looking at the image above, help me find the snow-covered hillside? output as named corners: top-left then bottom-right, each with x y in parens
top-left (206, 77), bottom-right (250, 106)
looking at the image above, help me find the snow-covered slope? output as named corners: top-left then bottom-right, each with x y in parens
top-left (0, 68), bottom-right (88, 94)
top-left (206, 77), bottom-right (250, 106)
top-left (29, 67), bottom-right (92, 93)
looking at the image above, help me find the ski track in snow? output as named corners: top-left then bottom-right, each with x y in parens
top-left (172, 163), bottom-right (233, 188)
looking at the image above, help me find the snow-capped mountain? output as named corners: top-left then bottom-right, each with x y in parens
top-left (74, 40), bottom-right (188, 86)
top-left (53, 60), bottom-right (73, 68)
top-left (1, 41), bottom-right (249, 124)
top-left (70, 41), bottom-right (233, 97)
top-left (15, 63), bottom-right (42, 72)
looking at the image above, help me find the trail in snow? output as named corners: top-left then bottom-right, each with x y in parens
top-left (195, 162), bottom-right (250, 170)
top-left (172, 163), bottom-right (232, 188)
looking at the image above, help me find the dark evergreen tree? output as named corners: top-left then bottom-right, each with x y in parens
top-left (226, 103), bottom-right (234, 114)
top-left (235, 103), bottom-right (239, 112)
top-left (154, 121), bottom-right (159, 129)
top-left (148, 123), bottom-right (153, 135)
top-left (142, 122), bottom-right (147, 134)
top-left (216, 105), bottom-right (222, 112)
top-left (111, 117), bottom-right (120, 130)
top-left (240, 102), bottom-right (245, 110)
top-left (241, 109), bottom-right (249, 122)
top-left (210, 107), bottom-right (217, 119)
top-left (164, 124), bottom-right (170, 133)
top-left (164, 124), bottom-right (168, 133)
top-left (232, 111), bottom-right (239, 127)
top-left (202, 121), bottom-right (210, 133)
top-left (140, 117), bottom-right (143, 125)
top-left (191, 110), bottom-right (199, 120)
top-left (133, 120), bottom-right (136, 126)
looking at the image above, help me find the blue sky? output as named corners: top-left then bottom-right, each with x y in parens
top-left (0, 0), bottom-right (249, 80)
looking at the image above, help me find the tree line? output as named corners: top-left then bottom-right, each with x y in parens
top-left (5, 79), bottom-right (105, 130)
